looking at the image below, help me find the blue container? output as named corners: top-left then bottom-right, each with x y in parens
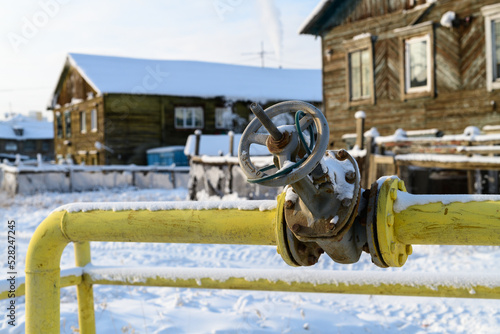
top-left (146, 146), bottom-right (189, 166)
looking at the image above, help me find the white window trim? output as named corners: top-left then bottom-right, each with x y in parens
top-left (55, 111), bottom-right (63, 139)
top-left (5, 142), bottom-right (17, 151)
top-left (215, 107), bottom-right (232, 129)
top-left (174, 107), bottom-right (204, 129)
top-left (394, 21), bottom-right (435, 100)
top-left (405, 34), bottom-right (432, 94)
top-left (80, 111), bottom-right (86, 134)
top-left (64, 110), bottom-right (72, 138)
top-left (482, 3), bottom-right (500, 91)
top-left (90, 109), bottom-right (98, 132)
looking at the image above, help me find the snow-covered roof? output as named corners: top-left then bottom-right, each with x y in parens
top-left (299, 0), bottom-right (436, 35)
top-left (56, 53), bottom-right (321, 107)
top-left (298, 0), bottom-right (332, 35)
top-left (0, 114), bottom-right (53, 140)
top-left (184, 133), bottom-right (271, 157)
top-left (146, 146), bottom-right (186, 154)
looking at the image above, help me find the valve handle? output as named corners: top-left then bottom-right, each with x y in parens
top-left (238, 100), bottom-right (329, 187)
top-left (249, 102), bottom-right (283, 141)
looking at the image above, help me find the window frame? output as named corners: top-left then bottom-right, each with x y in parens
top-left (395, 21), bottom-right (435, 101)
top-left (64, 110), bottom-right (72, 138)
top-left (23, 140), bottom-right (36, 152)
top-left (404, 34), bottom-right (432, 94)
top-left (174, 106), bottom-right (204, 129)
top-left (5, 141), bottom-right (17, 152)
top-left (343, 35), bottom-right (375, 107)
top-left (482, 3), bottom-right (500, 91)
top-left (80, 110), bottom-right (87, 134)
top-left (90, 109), bottom-right (98, 132)
top-left (215, 106), bottom-right (233, 129)
top-left (55, 112), bottom-right (63, 139)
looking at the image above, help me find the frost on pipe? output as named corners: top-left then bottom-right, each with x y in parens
top-left (53, 200), bottom-right (277, 213)
top-left (84, 265), bottom-right (500, 299)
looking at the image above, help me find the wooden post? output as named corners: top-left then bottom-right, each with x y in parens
top-left (363, 136), bottom-right (373, 189)
top-left (488, 150), bottom-right (499, 194)
top-left (194, 130), bottom-right (202, 156)
top-left (355, 111), bottom-right (366, 150)
top-left (466, 139), bottom-right (475, 194)
top-left (228, 131), bottom-right (234, 157)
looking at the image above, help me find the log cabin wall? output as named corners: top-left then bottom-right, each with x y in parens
top-left (103, 95), bottom-right (287, 165)
top-left (320, 0), bottom-right (500, 148)
top-left (53, 96), bottom-right (105, 165)
top-left (51, 58), bottom-right (322, 165)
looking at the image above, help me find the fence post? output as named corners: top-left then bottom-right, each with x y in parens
top-left (228, 131), bottom-right (234, 157)
top-left (195, 130), bottom-right (202, 156)
top-left (355, 111), bottom-right (366, 150)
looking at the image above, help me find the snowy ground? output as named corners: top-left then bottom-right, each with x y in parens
top-left (1, 187), bottom-right (500, 333)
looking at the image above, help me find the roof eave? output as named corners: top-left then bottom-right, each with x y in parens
top-left (298, 0), bottom-right (338, 36)
top-left (47, 54), bottom-right (102, 110)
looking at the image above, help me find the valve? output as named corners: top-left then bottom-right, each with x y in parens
top-left (239, 101), bottom-right (329, 187)
top-left (238, 101), bottom-right (364, 266)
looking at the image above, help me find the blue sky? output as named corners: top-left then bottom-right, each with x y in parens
top-left (0, 0), bottom-right (321, 118)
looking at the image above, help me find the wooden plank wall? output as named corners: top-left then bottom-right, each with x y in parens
top-left (56, 67), bottom-right (97, 106)
top-left (53, 96), bottom-right (105, 164)
top-left (103, 95), bottom-right (285, 165)
top-left (336, 0), bottom-right (413, 25)
top-left (321, 0), bottom-right (500, 149)
top-left (53, 64), bottom-right (322, 165)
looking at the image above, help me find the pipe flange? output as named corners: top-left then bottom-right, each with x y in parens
top-left (375, 178), bottom-right (413, 267)
top-left (366, 181), bottom-right (388, 268)
top-left (275, 192), bottom-right (323, 266)
top-left (275, 192), bottom-right (299, 267)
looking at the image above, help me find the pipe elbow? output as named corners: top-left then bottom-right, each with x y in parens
top-left (25, 211), bottom-right (71, 274)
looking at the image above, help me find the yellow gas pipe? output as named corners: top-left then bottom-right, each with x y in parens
top-left (375, 178), bottom-right (500, 267)
top-left (25, 204), bottom-right (277, 334)
top-left (24, 181), bottom-right (500, 333)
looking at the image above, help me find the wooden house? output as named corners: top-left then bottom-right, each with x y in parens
top-left (300, 0), bottom-right (500, 148)
top-left (48, 53), bottom-right (321, 165)
top-left (0, 114), bottom-right (53, 161)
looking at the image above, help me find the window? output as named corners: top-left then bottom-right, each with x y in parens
top-left (13, 128), bottom-right (23, 136)
top-left (349, 49), bottom-right (371, 100)
top-left (215, 107), bottom-right (232, 129)
top-left (343, 35), bottom-right (374, 106)
top-left (405, 35), bottom-right (431, 93)
top-left (80, 111), bottom-right (86, 133)
top-left (5, 142), bottom-right (17, 151)
top-left (24, 140), bottom-right (36, 152)
top-left (395, 21), bottom-right (435, 100)
top-left (42, 141), bottom-right (50, 152)
top-left (56, 112), bottom-right (63, 139)
top-left (64, 110), bottom-right (72, 138)
top-left (482, 3), bottom-right (500, 91)
top-left (175, 107), bottom-right (204, 128)
top-left (91, 109), bottom-right (97, 132)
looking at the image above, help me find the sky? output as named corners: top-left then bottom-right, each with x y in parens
top-left (0, 0), bottom-right (322, 120)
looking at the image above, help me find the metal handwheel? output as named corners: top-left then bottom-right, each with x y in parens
top-left (238, 100), bottom-right (329, 187)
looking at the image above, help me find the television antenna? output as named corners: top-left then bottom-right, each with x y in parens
top-left (242, 41), bottom-right (274, 68)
